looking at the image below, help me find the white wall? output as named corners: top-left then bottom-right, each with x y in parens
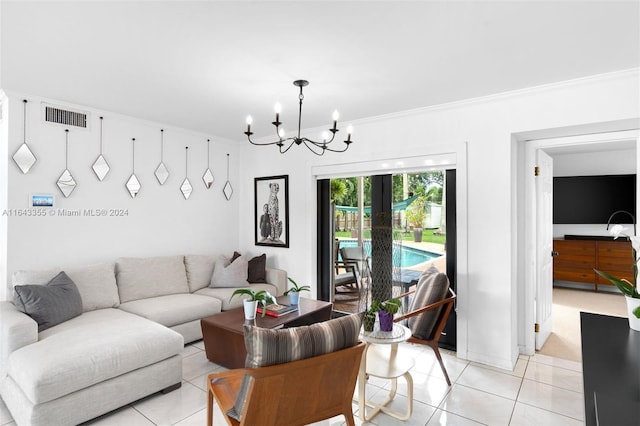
top-left (2, 92), bottom-right (240, 300)
top-left (237, 69), bottom-right (639, 370)
top-left (553, 149), bottom-right (636, 177)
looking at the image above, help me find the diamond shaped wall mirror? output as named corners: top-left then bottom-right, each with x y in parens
top-left (126, 174), bottom-right (141, 198)
top-left (92, 155), bottom-right (110, 181)
top-left (202, 139), bottom-right (214, 189)
top-left (126, 138), bottom-right (141, 198)
top-left (92, 116), bottom-right (110, 181)
top-left (181, 179), bottom-right (193, 199)
top-left (13, 143), bottom-right (37, 174)
top-left (223, 181), bottom-right (233, 200)
top-left (57, 169), bottom-right (77, 198)
top-left (155, 129), bottom-right (169, 185)
top-left (56, 129), bottom-right (77, 197)
top-left (12, 99), bottom-right (37, 174)
top-left (181, 146), bottom-right (192, 199)
top-left (223, 153), bottom-right (233, 200)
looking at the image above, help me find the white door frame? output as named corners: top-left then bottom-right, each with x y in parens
top-left (522, 130), bottom-right (639, 355)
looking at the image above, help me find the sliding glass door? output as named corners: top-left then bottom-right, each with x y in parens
top-left (317, 169), bottom-right (456, 349)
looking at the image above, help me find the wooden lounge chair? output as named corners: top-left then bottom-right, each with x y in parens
top-left (394, 270), bottom-right (456, 385)
top-left (207, 342), bottom-right (366, 426)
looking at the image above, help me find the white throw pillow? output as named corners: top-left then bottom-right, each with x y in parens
top-left (210, 255), bottom-right (249, 288)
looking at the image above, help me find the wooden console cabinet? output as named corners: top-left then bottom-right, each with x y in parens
top-left (553, 238), bottom-right (633, 291)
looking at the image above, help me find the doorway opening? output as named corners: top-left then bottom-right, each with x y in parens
top-left (521, 129), bottom-right (638, 359)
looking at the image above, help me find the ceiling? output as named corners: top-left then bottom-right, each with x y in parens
top-left (1, 1), bottom-right (638, 142)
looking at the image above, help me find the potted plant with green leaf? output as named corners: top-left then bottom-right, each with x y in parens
top-left (373, 298), bottom-right (401, 332)
top-left (594, 224), bottom-right (640, 331)
top-left (283, 277), bottom-right (310, 305)
top-left (230, 289), bottom-right (277, 320)
top-left (363, 305), bottom-right (378, 332)
top-left (406, 197), bottom-right (427, 242)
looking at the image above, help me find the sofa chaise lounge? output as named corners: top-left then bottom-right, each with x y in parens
top-left (0, 254), bottom-right (287, 426)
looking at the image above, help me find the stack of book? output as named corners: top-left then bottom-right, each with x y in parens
top-left (256, 303), bottom-right (298, 317)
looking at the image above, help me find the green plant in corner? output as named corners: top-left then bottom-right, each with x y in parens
top-left (283, 277), bottom-right (311, 295)
top-left (230, 288), bottom-right (277, 317)
top-left (593, 224), bottom-right (640, 318)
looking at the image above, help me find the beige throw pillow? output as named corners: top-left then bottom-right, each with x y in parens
top-left (210, 255), bottom-right (249, 288)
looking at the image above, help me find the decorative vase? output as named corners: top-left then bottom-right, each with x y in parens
top-left (378, 311), bottom-right (394, 332)
top-left (363, 315), bottom-right (375, 332)
top-left (243, 300), bottom-right (258, 320)
top-left (625, 296), bottom-right (640, 331)
top-left (289, 292), bottom-right (300, 305)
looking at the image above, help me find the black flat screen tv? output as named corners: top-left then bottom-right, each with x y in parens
top-left (553, 174), bottom-right (636, 224)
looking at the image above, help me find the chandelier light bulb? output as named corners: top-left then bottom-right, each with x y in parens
top-left (279, 128), bottom-right (285, 138)
top-left (274, 103), bottom-right (282, 114)
top-left (346, 125), bottom-right (353, 142)
top-left (332, 110), bottom-right (339, 121)
top-left (322, 131), bottom-right (329, 142)
top-left (245, 116), bottom-right (253, 135)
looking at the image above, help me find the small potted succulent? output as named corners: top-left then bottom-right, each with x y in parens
top-left (363, 306), bottom-right (377, 332)
top-left (283, 277), bottom-right (310, 305)
top-left (373, 298), bottom-right (401, 332)
top-left (230, 288), bottom-right (277, 320)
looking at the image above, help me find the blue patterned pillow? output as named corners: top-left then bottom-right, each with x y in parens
top-left (226, 313), bottom-right (362, 420)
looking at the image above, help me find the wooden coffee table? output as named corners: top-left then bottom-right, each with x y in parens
top-left (201, 296), bottom-right (333, 369)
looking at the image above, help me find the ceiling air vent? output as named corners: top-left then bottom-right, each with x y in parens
top-left (44, 105), bottom-right (88, 129)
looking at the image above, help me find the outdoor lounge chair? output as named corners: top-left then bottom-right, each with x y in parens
top-left (333, 241), bottom-right (361, 301)
top-left (394, 268), bottom-right (456, 385)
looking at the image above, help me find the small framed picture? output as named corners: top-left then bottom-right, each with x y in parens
top-left (254, 175), bottom-right (289, 248)
top-left (30, 194), bottom-right (54, 207)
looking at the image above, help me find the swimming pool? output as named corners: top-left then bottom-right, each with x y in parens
top-left (338, 239), bottom-right (441, 268)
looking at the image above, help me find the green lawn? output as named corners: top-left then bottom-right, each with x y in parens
top-left (335, 228), bottom-right (446, 245)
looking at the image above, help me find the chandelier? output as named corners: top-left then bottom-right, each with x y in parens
top-left (244, 80), bottom-right (353, 156)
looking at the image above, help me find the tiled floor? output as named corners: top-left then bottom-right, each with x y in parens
top-left (0, 341), bottom-right (585, 426)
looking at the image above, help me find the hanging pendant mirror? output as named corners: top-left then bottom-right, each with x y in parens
top-left (202, 139), bottom-right (214, 189)
top-left (223, 153), bottom-right (233, 200)
top-left (126, 138), bottom-right (141, 198)
top-left (56, 129), bottom-right (77, 198)
top-left (92, 116), bottom-right (111, 181)
top-left (180, 146), bottom-right (193, 200)
top-left (12, 99), bottom-right (37, 174)
top-left (154, 129), bottom-right (169, 185)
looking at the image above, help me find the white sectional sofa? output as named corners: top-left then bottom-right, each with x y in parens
top-left (0, 254), bottom-right (287, 426)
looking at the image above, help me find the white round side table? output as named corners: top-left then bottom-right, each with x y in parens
top-left (357, 323), bottom-right (414, 421)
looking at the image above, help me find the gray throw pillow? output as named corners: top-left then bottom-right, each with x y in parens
top-left (13, 271), bottom-right (83, 332)
top-left (408, 270), bottom-right (450, 340)
top-left (210, 255), bottom-right (249, 288)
